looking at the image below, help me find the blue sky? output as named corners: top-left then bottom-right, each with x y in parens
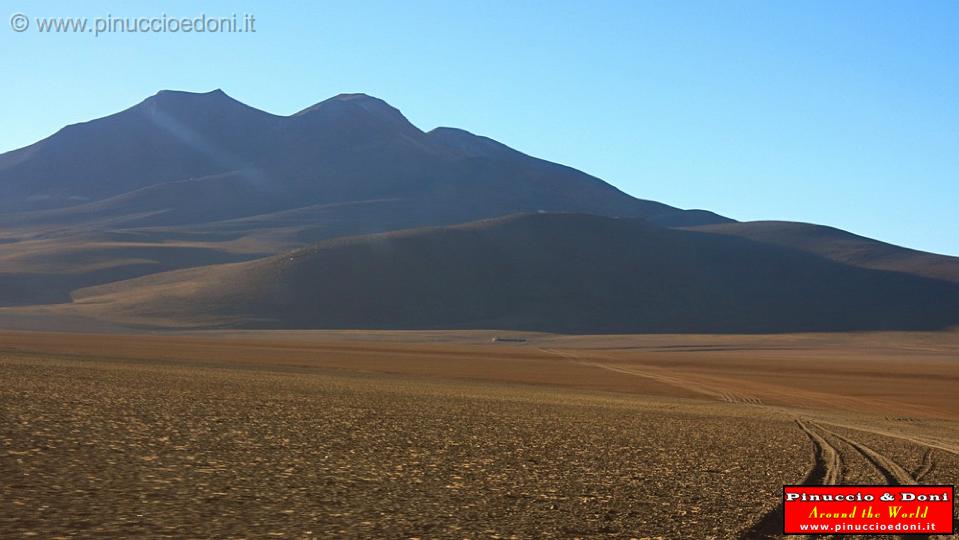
top-left (2, 0), bottom-right (957, 255)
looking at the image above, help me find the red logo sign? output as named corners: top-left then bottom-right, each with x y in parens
top-left (783, 485), bottom-right (954, 535)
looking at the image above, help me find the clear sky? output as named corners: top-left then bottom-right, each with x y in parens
top-left (2, 0), bottom-right (957, 255)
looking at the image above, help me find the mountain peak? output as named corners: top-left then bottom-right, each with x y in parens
top-left (136, 88), bottom-right (259, 112)
top-left (132, 88), bottom-right (267, 120)
top-left (147, 88), bottom-right (234, 104)
top-left (295, 92), bottom-right (393, 115)
top-left (327, 92), bottom-right (379, 102)
top-left (156, 88), bottom-right (226, 96)
top-left (293, 93), bottom-right (421, 135)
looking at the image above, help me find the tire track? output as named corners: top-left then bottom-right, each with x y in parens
top-left (912, 448), bottom-right (935, 482)
top-left (568, 358), bottom-right (765, 405)
top-left (810, 423), bottom-right (944, 540)
top-left (812, 423), bottom-right (917, 486)
top-left (584, 357), bottom-right (943, 537)
top-left (738, 420), bottom-right (842, 539)
top-left (538, 348), bottom-right (738, 402)
top-left (797, 421), bottom-right (843, 486)
top-left (818, 421), bottom-right (959, 459)
top-left (545, 349), bottom-right (947, 539)
top-left (741, 421), bottom-right (940, 540)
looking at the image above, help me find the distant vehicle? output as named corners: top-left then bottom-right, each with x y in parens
top-left (491, 336), bottom-right (527, 343)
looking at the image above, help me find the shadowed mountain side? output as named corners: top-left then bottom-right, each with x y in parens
top-left (0, 90), bottom-right (734, 307)
top-left (0, 90), bottom-right (282, 211)
top-left (69, 214), bottom-right (959, 333)
top-left (0, 90), bottom-right (726, 229)
top-left (0, 182), bottom-right (716, 309)
top-left (0, 191), bottom-right (650, 308)
top-left (5, 88), bottom-right (954, 325)
top-left (0, 171), bottom-right (305, 229)
top-left (687, 221), bottom-right (959, 284)
top-left (0, 159), bottom-right (690, 231)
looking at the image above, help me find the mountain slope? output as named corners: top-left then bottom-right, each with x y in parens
top-left (0, 90), bottom-right (726, 228)
top-left (0, 90), bottom-right (736, 308)
top-left (687, 221), bottom-right (959, 284)
top-left (2, 88), bottom-right (952, 335)
top-left (0, 90), bottom-right (282, 211)
top-left (69, 214), bottom-right (959, 333)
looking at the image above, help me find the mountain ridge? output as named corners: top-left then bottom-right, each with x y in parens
top-left (65, 213), bottom-right (959, 333)
top-left (0, 89), bottom-right (953, 334)
top-left (687, 221), bottom-right (959, 284)
top-left (0, 89), bottom-right (721, 227)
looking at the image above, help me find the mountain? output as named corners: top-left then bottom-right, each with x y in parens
top-left (66, 214), bottom-right (959, 333)
top-left (0, 89), bottom-right (732, 307)
top-left (0, 90), bottom-right (280, 211)
top-left (0, 89), bottom-right (728, 228)
top-left (686, 221), bottom-right (959, 284)
top-left (1, 89), bottom-right (954, 334)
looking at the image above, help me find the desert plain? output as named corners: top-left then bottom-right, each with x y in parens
top-left (1, 329), bottom-right (958, 539)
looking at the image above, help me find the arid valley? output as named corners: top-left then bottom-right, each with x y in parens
top-left (2, 330), bottom-right (957, 538)
top-left (3, 7), bottom-right (958, 537)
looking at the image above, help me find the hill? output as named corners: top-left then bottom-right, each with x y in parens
top-left (67, 213), bottom-right (959, 333)
top-left (687, 221), bottom-right (959, 284)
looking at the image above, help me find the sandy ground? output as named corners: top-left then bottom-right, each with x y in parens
top-left (1, 330), bottom-right (957, 539)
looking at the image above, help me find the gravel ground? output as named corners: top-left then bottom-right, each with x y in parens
top-left (0, 354), bottom-right (808, 539)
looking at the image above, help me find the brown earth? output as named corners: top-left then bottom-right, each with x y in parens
top-left (1, 330), bottom-right (958, 538)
